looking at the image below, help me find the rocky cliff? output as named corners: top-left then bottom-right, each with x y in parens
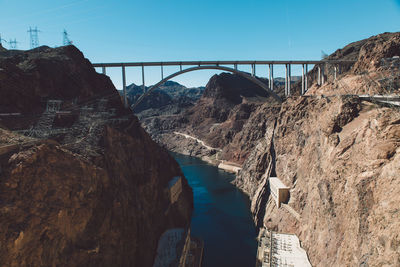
top-left (121, 31), bottom-right (399, 266)
top-left (0, 45), bottom-right (193, 266)
top-left (235, 32), bottom-right (400, 266)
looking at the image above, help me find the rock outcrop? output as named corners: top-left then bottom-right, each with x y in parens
top-left (0, 46), bottom-right (193, 266)
top-left (235, 31), bottom-right (400, 266)
top-left (259, 96), bottom-right (399, 266)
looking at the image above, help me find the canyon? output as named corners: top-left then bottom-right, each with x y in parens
top-left (136, 32), bottom-right (400, 266)
top-left (0, 31), bottom-right (398, 267)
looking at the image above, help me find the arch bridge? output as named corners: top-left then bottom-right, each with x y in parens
top-left (92, 60), bottom-right (355, 108)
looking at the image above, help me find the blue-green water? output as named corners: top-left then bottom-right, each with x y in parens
top-left (172, 153), bottom-right (257, 267)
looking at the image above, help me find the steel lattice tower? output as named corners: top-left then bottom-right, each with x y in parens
top-left (9, 39), bottom-right (17, 49)
top-left (63, 29), bottom-right (72, 46)
top-left (28, 27), bottom-right (40, 49)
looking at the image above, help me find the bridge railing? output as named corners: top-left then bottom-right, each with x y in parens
top-left (92, 60), bottom-right (356, 108)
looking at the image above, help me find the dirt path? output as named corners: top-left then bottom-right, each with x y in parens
top-left (173, 132), bottom-right (222, 151)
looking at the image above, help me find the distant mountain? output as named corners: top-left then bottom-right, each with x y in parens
top-left (273, 76), bottom-right (301, 85)
top-left (122, 81), bottom-right (205, 114)
top-left (158, 81), bottom-right (205, 100)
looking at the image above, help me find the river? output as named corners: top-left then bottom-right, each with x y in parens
top-left (172, 153), bottom-right (257, 267)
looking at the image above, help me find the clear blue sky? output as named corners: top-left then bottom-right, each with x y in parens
top-left (1, 0), bottom-right (399, 88)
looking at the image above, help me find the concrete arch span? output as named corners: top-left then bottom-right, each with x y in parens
top-left (132, 65), bottom-right (282, 110)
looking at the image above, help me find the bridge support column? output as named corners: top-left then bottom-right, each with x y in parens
top-left (334, 65), bottom-right (337, 81)
top-left (288, 64), bottom-right (291, 96)
top-left (305, 64), bottom-right (308, 92)
top-left (161, 65), bottom-right (164, 80)
top-left (268, 64), bottom-right (272, 89)
top-left (318, 65), bottom-right (321, 86)
top-left (102, 66), bottom-right (106, 75)
top-left (234, 64), bottom-right (237, 70)
top-left (285, 64), bottom-right (288, 96)
top-left (321, 64), bottom-right (325, 85)
top-left (122, 65), bottom-right (127, 108)
top-left (142, 65), bottom-right (145, 93)
top-left (302, 64), bottom-right (305, 95)
top-left (180, 64), bottom-right (182, 72)
top-left (251, 64), bottom-right (255, 77)
top-left (271, 64), bottom-right (274, 91)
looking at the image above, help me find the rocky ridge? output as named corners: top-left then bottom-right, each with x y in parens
top-left (0, 45), bottom-right (193, 266)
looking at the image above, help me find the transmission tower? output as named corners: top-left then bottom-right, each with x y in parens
top-left (28, 27), bottom-right (40, 49)
top-left (63, 29), bottom-right (72, 46)
top-left (9, 39), bottom-right (17, 49)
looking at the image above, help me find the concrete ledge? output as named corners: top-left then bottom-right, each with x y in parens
top-left (218, 162), bottom-right (242, 174)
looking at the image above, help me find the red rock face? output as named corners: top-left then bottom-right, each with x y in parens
top-left (0, 46), bottom-right (193, 266)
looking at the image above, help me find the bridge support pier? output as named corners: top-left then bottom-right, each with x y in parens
top-left (268, 64), bottom-right (271, 90)
top-left (302, 64), bottom-right (305, 95)
top-left (318, 65), bottom-right (321, 86)
top-left (270, 64), bottom-right (274, 91)
top-left (102, 66), bottom-right (106, 75)
top-left (251, 64), bottom-right (255, 77)
top-left (161, 65), bottom-right (164, 80)
top-left (122, 65), bottom-right (127, 108)
top-left (334, 65), bottom-right (337, 81)
top-left (288, 64), bottom-right (291, 96)
top-left (285, 64), bottom-right (291, 96)
top-left (285, 64), bottom-right (288, 96)
top-left (142, 65), bottom-right (145, 93)
top-left (305, 64), bottom-right (308, 92)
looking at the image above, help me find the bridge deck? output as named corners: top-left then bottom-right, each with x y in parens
top-left (93, 60), bottom-right (355, 68)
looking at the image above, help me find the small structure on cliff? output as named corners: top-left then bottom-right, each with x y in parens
top-left (256, 228), bottom-right (312, 267)
top-left (269, 177), bottom-right (290, 208)
top-left (168, 176), bottom-right (183, 204)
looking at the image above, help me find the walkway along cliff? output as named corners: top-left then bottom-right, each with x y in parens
top-left (0, 45), bottom-right (193, 266)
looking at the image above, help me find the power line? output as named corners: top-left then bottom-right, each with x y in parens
top-left (27, 26), bottom-right (40, 49)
